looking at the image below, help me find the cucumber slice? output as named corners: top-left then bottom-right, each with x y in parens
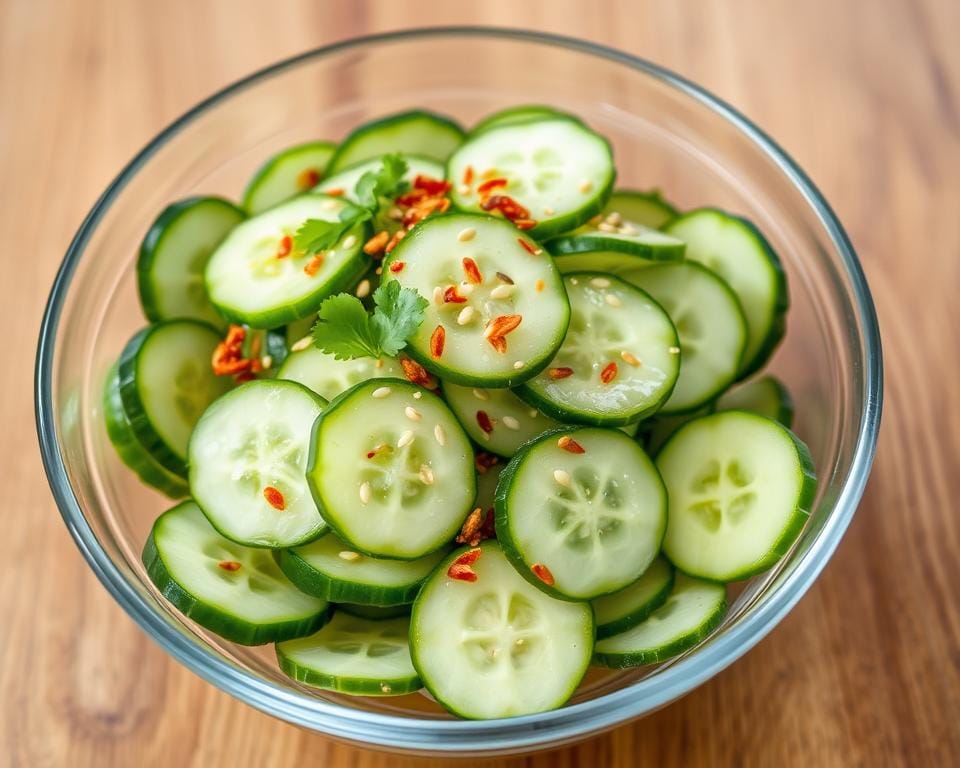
top-left (327, 110), bottom-right (465, 173)
top-left (592, 556), bottom-right (674, 640)
top-left (547, 218), bottom-right (685, 272)
top-left (338, 603), bottom-right (410, 620)
top-left (189, 379), bottom-right (328, 548)
top-left (442, 382), bottom-right (561, 457)
top-left (118, 321), bottom-right (232, 476)
top-left (447, 117), bottom-right (615, 238)
top-left (496, 427), bottom-right (666, 600)
top-left (381, 213), bottom-right (570, 387)
top-left (307, 378), bottom-right (475, 559)
top-left (137, 197), bottom-right (244, 327)
top-left (657, 411), bottom-right (816, 581)
top-left (593, 574), bottom-right (727, 667)
top-left (205, 194), bottom-right (370, 328)
top-left (317, 154), bottom-right (445, 203)
top-left (516, 273), bottom-right (680, 426)
top-left (663, 209), bottom-right (787, 378)
top-left (277, 532), bottom-right (447, 605)
top-left (410, 541), bottom-right (593, 718)
top-left (243, 141), bottom-right (337, 214)
top-left (603, 189), bottom-right (678, 229)
top-left (637, 405), bottom-right (714, 456)
top-left (102, 366), bottom-right (189, 499)
top-left (716, 375), bottom-right (794, 428)
top-left (277, 612), bottom-right (421, 695)
top-left (626, 262), bottom-right (747, 413)
top-left (143, 501), bottom-right (330, 645)
top-left (471, 105), bottom-right (581, 133)
top-left (277, 347), bottom-right (405, 401)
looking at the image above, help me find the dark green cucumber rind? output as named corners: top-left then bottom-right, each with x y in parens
top-left (408, 541), bottom-right (593, 719)
top-left (663, 209), bottom-right (788, 379)
top-left (594, 567), bottom-right (675, 641)
top-left (327, 110), bottom-right (466, 173)
top-left (494, 426), bottom-right (666, 601)
top-left (137, 196), bottom-right (244, 327)
top-left (276, 644), bottom-right (422, 696)
top-left (142, 510), bottom-right (332, 646)
top-left (306, 377), bottom-right (476, 560)
top-left (117, 320), bottom-right (224, 477)
top-left (470, 105), bottom-right (583, 133)
top-left (276, 548), bottom-right (430, 606)
top-left (338, 603), bottom-right (411, 619)
top-left (545, 231), bottom-right (685, 263)
top-left (102, 367), bottom-right (189, 499)
top-left (446, 117), bottom-right (616, 240)
top-left (380, 213), bottom-right (571, 388)
top-left (592, 591), bottom-right (727, 668)
top-left (658, 410), bottom-right (817, 583)
top-left (242, 140), bottom-right (337, 213)
top-left (604, 189), bottom-right (679, 229)
top-left (187, 380), bottom-right (329, 549)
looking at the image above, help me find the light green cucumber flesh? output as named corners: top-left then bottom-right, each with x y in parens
top-left (243, 141), bottom-right (337, 214)
top-left (716, 375), bottom-right (794, 428)
top-left (278, 347), bottom-right (405, 402)
top-left (603, 189), bottom-right (678, 229)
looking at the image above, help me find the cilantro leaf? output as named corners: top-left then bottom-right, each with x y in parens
top-left (311, 282), bottom-right (428, 360)
top-left (293, 207), bottom-right (370, 256)
top-left (354, 153), bottom-right (410, 211)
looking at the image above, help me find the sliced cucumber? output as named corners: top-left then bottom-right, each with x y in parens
top-left (102, 366), bottom-right (189, 499)
top-left (307, 378), bottom-right (475, 559)
top-left (626, 262), bottom-right (747, 413)
top-left (516, 273), bottom-right (679, 426)
top-left (443, 382), bottom-right (561, 457)
top-left (496, 427), bottom-right (666, 600)
top-left (657, 411), bottom-right (816, 581)
top-left (447, 117), bottom-right (615, 238)
top-left (637, 405), bottom-right (714, 457)
top-left (205, 194), bottom-right (370, 328)
top-left (137, 197), bottom-right (244, 327)
top-left (471, 105), bottom-right (581, 133)
top-left (189, 379), bottom-right (328, 548)
top-left (327, 110), bottom-right (465, 173)
top-left (592, 556), bottom-right (674, 640)
top-left (410, 541), bottom-right (593, 719)
top-left (317, 154), bottom-right (445, 203)
top-left (716, 375), bottom-right (794, 428)
top-left (277, 346), bottom-right (405, 401)
top-left (277, 532), bottom-right (447, 605)
top-left (603, 189), bottom-right (678, 229)
top-left (143, 501), bottom-right (330, 645)
top-left (381, 213), bottom-right (570, 387)
top-left (593, 574), bottom-right (727, 667)
top-left (118, 321), bottom-right (232, 476)
top-left (663, 209), bottom-right (787, 378)
top-left (547, 218), bottom-right (685, 272)
top-left (338, 603), bottom-right (410, 620)
top-left (277, 612), bottom-right (421, 695)
top-left (243, 141), bottom-right (337, 214)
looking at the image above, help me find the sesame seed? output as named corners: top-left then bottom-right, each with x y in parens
top-left (338, 550), bottom-right (361, 561)
top-left (579, 179), bottom-right (594, 194)
top-left (570, 277), bottom-right (579, 286)
top-left (472, 388), bottom-right (488, 401)
top-left (553, 469), bottom-right (572, 487)
top-left (513, 360), bottom-right (525, 369)
top-left (359, 482), bottom-right (371, 504)
top-left (528, 409), bottom-right (539, 419)
top-left (321, 199), bottom-right (338, 210)
top-left (388, 207), bottom-right (403, 221)
top-left (342, 234), bottom-right (358, 249)
top-left (397, 430), bottom-right (415, 448)
top-left (605, 211), bottom-right (623, 227)
top-left (515, 637), bottom-right (525, 646)
top-left (434, 424), bottom-right (447, 446)
top-left (372, 386), bottom-right (392, 399)
top-left (598, 222), bottom-right (617, 233)
top-left (543, 207), bottom-right (556, 216)
top-left (433, 286), bottom-right (444, 305)
top-left (605, 294), bottom-right (622, 307)
top-left (355, 278), bottom-right (371, 298)
top-left (502, 416), bottom-right (520, 430)
top-left (374, 358), bottom-right (384, 369)
top-left (590, 277), bottom-right (611, 288)
top-left (490, 284), bottom-right (513, 300)
top-left (669, 346), bottom-right (681, 354)
top-left (405, 406), bottom-right (422, 421)
top-left (621, 350), bottom-right (641, 366)
top-left (590, 214), bottom-right (603, 225)
top-left (260, 355), bottom-right (273, 370)
top-left (619, 224), bottom-right (639, 236)
top-left (413, 391), bottom-right (423, 399)
top-left (419, 464), bottom-right (435, 485)
top-left (375, 267), bottom-right (383, 275)
top-left (380, 683), bottom-right (393, 694)
top-left (458, 227), bottom-right (477, 242)
top-left (291, 336), bottom-right (312, 352)
top-left (457, 306), bottom-right (476, 325)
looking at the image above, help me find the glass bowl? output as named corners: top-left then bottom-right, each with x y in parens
top-left (35, 28), bottom-right (882, 757)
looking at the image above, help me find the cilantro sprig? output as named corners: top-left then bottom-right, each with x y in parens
top-left (312, 281), bottom-right (428, 360)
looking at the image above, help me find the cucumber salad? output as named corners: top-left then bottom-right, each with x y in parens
top-left (106, 106), bottom-right (816, 720)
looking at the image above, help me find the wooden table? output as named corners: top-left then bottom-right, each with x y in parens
top-left (4, 1), bottom-right (958, 765)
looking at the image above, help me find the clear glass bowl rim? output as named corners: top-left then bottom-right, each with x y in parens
top-left (34, 26), bottom-right (882, 753)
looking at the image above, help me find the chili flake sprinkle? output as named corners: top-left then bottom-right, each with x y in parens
top-left (296, 167), bottom-right (321, 190)
top-left (275, 234), bottom-right (293, 258)
top-left (363, 230), bottom-right (390, 257)
top-left (477, 177), bottom-right (508, 194)
top-left (531, 563), bottom-right (555, 586)
top-left (453, 548), bottom-right (483, 567)
top-left (517, 238), bottom-right (541, 255)
top-left (462, 257), bottom-right (483, 284)
top-left (400, 357), bottom-right (434, 388)
top-left (600, 361), bottom-right (619, 384)
top-left (389, 260), bottom-right (406, 273)
top-left (558, 436), bottom-right (586, 454)
top-left (447, 563), bottom-right (478, 582)
top-left (263, 486), bottom-right (286, 511)
top-left (462, 166), bottom-right (475, 185)
top-left (303, 254), bottom-right (324, 276)
top-left (476, 410), bottom-right (494, 434)
top-left (548, 366), bottom-right (575, 380)
top-left (430, 325), bottom-right (446, 358)
top-left (218, 560), bottom-right (242, 572)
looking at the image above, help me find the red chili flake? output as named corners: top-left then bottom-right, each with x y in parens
top-left (402, 196), bottom-right (449, 228)
top-left (385, 229), bottom-right (405, 253)
top-left (263, 486), bottom-right (286, 511)
top-left (453, 548), bottom-right (482, 567)
top-left (462, 165), bottom-right (474, 185)
top-left (488, 336), bottom-right (507, 354)
top-left (476, 410), bottom-right (494, 434)
top-left (363, 231), bottom-right (389, 257)
top-left (447, 563), bottom-right (478, 582)
top-left (400, 357), bottom-right (435, 388)
top-left (413, 175), bottom-right (452, 195)
top-left (600, 362), bottom-right (619, 384)
top-left (325, 187), bottom-right (345, 196)
top-left (517, 238), bottom-right (539, 255)
top-left (462, 257), bottom-right (483, 285)
top-left (480, 194), bottom-right (530, 222)
top-left (558, 436), bottom-right (586, 454)
top-left (514, 219), bottom-right (537, 231)
top-left (218, 560), bottom-right (242, 572)
top-left (443, 285), bottom-right (468, 304)
top-left (480, 508), bottom-right (496, 539)
top-left (474, 451), bottom-right (500, 474)
top-left (456, 508), bottom-right (484, 545)
top-left (275, 235), bottom-right (293, 259)
top-left (531, 563), bottom-right (555, 586)
top-left (395, 188), bottom-right (428, 207)
top-left (296, 168), bottom-right (321, 190)
top-left (477, 177), bottom-right (508, 194)
top-left (484, 314), bottom-right (523, 353)
top-left (430, 325), bottom-right (446, 358)
top-left (212, 325), bottom-right (253, 376)
top-left (548, 367), bottom-right (575, 380)
top-left (303, 254), bottom-right (324, 276)
top-left (234, 371), bottom-right (256, 383)
top-left (389, 260), bottom-right (406, 273)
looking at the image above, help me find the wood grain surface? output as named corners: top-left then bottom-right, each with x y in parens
top-left (4, 0), bottom-right (959, 765)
